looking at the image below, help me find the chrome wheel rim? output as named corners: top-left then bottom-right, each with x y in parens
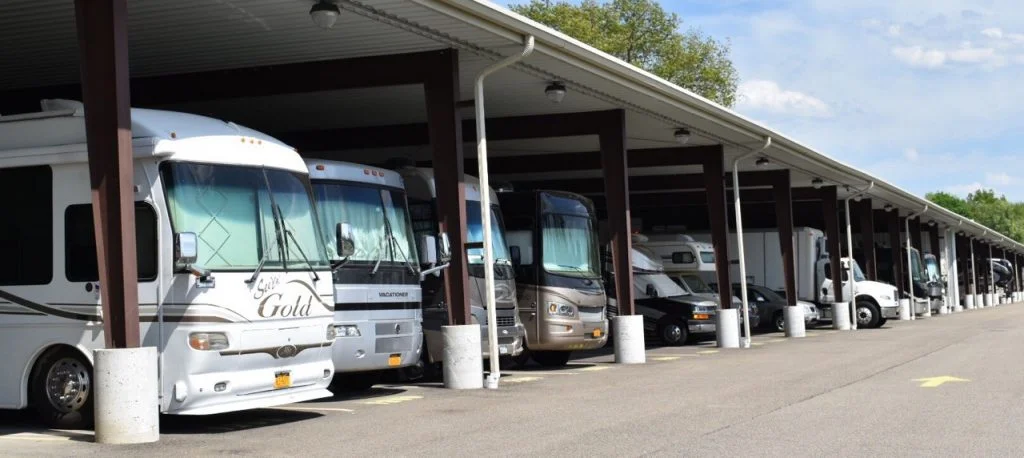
top-left (857, 307), bottom-right (873, 325)
top-left (45, 357), bottom-right (90, 413)
top-left (775, 315), bottom-right (786, 332)
top-left (664, 325), bottom-right (682, 343)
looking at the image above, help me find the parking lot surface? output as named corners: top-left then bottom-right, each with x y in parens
top-left (4, 305), bottom-right (1024, 457)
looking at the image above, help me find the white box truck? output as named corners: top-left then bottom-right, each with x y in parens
top-left (662, 228), bottom-right (899, 328)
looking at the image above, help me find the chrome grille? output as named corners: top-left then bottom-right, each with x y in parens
top-left (375, 336), bottom-right (415, 353)
top-left (496, 316), bottom-right (515, 327)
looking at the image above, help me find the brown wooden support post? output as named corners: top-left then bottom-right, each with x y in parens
top-left (910, 218), bottom-right (923, 254)
top-left (772, 171), bottom-right (797, 306)
top-left (887, 212), bottom-right (904, 297)
top-left (857, 200), bottom-right (877, 280)
top-left (424, 49), bottom-right (471, 325)
top-left (703, 147), bottom-right (732, 310)
top-left (75, 0), bottom-right (139, 348)
top-left (821, 187), bottom-right (843, 303)
top-left (928, 225), bottom-right (941, 263)
top-left (599, 110), bottom-right (635, 316)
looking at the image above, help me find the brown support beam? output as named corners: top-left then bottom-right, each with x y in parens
top-left (956, 234), bottom-right (967, 297)
top-left (703, 147), bottom-right (732, 310)
top-left (2, 50), bottom-right (450, 113)
top-left (75, 0), bottom-right (139, 348)
top-left (599, 110), bottom-right (635, 316)
top-left (772, 170), bottom-right (797, 306)
top-left (423, 49), bottom-right (471, 326)
top-left (821, 187), bottom-right (843, 303)
top-left (858, 199), bottom-right (877, 280)
top-left (909, 218), bottom-right (923, 253)
top-left (928, 225), bottom-right (941, 267)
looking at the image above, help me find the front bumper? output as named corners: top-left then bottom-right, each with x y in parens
top-left (481, 323), bottom-right (526, 358)
top-left (688, 319), bottom-right (716, 334)
top-left (331, 319), bottom-right (421, 373)
top-left (881, 303), bottom-right (900, 318)
top-left (529, 319), bottom-right (609, 351)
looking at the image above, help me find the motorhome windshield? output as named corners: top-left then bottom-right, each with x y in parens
top-left (541, 213), bottom-right (600, 278)
top-left (635, 272), bottom-right (687, 298)
top-left (924, 256), bottom-right (940, 282)
top-left (700, 251), bottom-right (715, 263)
top-left (311, 182), bottom-right (416, 263)
top-left (911, 250), bottom-right (925, 281)
top-left (678, 274), bottom-right (714, 294)
top-left (466, 200), bottom-right (511, 265)
top-left (162, 162), bottom-right (329, 270)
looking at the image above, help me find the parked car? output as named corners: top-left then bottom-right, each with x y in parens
top-left (730, 283), bottom-right (820, 332)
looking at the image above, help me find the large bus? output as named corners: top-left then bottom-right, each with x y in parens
top-left (0, 100), bottom-right (336, 428)
top-left (398, 167), bottom-right (525, 374)
top-left (306, 160), bottom-right (423, 390)
top-left (500, 190), bottom-right (609, 367)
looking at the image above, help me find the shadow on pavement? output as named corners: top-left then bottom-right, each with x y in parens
top-left (160, 408), bottom-right (321, 435)
top-left (0, 409), bottom-right (92, 442)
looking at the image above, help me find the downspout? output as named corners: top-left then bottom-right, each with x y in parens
top-left (905, 205), bottom-right (928, 320)
top-left (989, 240), bottom-right (995, 301)
top-left (732, 136), bottom-right (771, 348)
top-left (970, 233), bottom-right (978, 304)
top-left (952, 220), bottom-right (962, 310)
top-left (843, 182), bottom-right (873, 329)
top-left (478, 36), bottom-right (535, 390)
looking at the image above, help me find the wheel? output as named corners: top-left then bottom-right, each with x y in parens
top-left (330, 371), bottom-right (381, 392)
top-left (30, 347), bottom-right (93, 429)
top-left (510, 348), bottom-right (532, 368)
top-left (877, 318), bottom-right (888, 327)
top-left (531, 351), bottom-right (571, 367)
top-left (772, 311), bottom-right (786, 333)
top-left (657, 317), bottom-right (688, 346)
top-left (855, 300), bottom-right (882, 329)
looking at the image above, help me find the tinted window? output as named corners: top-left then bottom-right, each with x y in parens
top-left (65, 203), bottom-right (158, 282)
top-left (0, 166), bottom-right (52, 285)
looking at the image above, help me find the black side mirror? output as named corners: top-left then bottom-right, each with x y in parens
top-left (645, 284), bottom-right (658, 298)
top-left (510, 245), bottom-right (521, 267)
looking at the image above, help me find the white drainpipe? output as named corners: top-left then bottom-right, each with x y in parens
top-left (989, 241), bottom-right (995, 300)
top-left (905, 205), bottom-right (928, 320)
top-left (843, 182), bottom-right (873, 329)
top-left (731, 136), bottom-right (771, 348)
top-left (970, 234), bottom-right (978, 302)
top-left (477, 36), bottom-right (535, 389)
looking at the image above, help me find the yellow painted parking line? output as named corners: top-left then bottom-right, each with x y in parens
top-left (751, 342), bottom-right (764, 346)
top-left (363, 395), bottom-right (423, 405)
top-left (502, 370), bottom-right (579, 376)
top-left (579, 365), bottom-right (611, 372)
top-left (501, 376), bottom-right (543, 384)
top-left (913, 376), bottom-right (970, 388)
top-left (279, 406), bottom-right (355, 413)
top-left (0, 433), bottom-right (73, 442)
top-left (697, 350), bottom-right (719, 355)
top-left (651, 356), bottom-right (681, 361)
top-left (805, 332), bottom-right (819, 337)
top-left (764, 338), bottom-right (786, 343)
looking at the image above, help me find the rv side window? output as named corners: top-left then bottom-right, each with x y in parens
top-left (0, 165), bottom-right (52, 286)
top-left (65, 203), bottom-right (159, 282)
top-left (408, 200), bottom-right (437, 239)
top-left (678, 252), bottom-right (695, 264)
top-left (823, 263), bottom-right (832, 280)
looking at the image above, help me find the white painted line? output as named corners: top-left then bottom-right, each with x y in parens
top-left (579, 365), bottom-right (611, 372)
top-left (0, 433), bottom-right (72, 442)
top-left (503, 370), bottom-right (579, 375)
top-left (501, 376), bottom-right (543, 384)
top-left (363, 395), bottom-right (423, 406)
top-left (697, 350), bottom-right (720, 355)
top-left (278, 406), bottom-right (356, 413)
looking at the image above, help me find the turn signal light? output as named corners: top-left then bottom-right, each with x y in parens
top-left (189, 332), bottom-right (229, 351)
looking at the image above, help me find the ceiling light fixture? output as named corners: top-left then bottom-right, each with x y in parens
top-left (674, 128), bottom-right (691, 145)
top-left (884, 203), bottom-right (894, 212)
top-left (310, 1), bottom-right (341, 29)
top-left (755, 157), bottom-right (770, 167)
top-left (811, 178), bottom-right (824, 189)
top-left (545, 82), bottom-right (567, 103)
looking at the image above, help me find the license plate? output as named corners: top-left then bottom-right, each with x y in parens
top-left (274, 371), bottom-right (291, 390)
top-left (592, 329), bottom-right (602, 338)
top-left (388, 354), bottom-right (401, 367)
top-left (498, 345), bottom-right (509, 355)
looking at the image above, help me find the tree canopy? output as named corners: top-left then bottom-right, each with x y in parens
top-left (510, 0), bottom-right (739, 107)
top-left (925, 189), bottom-right (1024, 243)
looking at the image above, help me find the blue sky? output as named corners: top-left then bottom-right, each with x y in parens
top-left (495, 0), bottom-right (1024, 201)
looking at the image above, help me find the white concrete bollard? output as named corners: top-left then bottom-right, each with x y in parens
top-left (612, 315), bottom-right (645, 364)
top-left (832, 302), bottom-right (851, 330)
top-left (442, 324), bottom-right (483, 390)
top-left (784, 305), bottom-right (806, 338)
top-left (984, 294), bottom-right (992, 307)
top-left (965, 294), bottom-right (975, 309)
top-left (716, 308), bottom-right (740, 349)
top-left (975, 294), bottom-right (983, 308)
top-left (899, 298), bottom-right (912, 320)
top-left (93, 347), bottom-right (159, 445)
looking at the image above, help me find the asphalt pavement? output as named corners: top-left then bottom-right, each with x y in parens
top-left (4, 304), bottom-right (1023, 457)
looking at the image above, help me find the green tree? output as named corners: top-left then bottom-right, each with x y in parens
top-left (928, 189), bottom-right (1024, 242)
top-left (926, 191), bottom-right (971, 218)
top-left (511, 0), bottom-right (739, 106)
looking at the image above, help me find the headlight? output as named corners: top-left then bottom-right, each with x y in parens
top-left (189, 332), bottom-right (229, 351)
top-left (879, 295), bottom-right (892, 301)
top-left (334, 324), bottom-right (362, 337)
top-left (326, 324), bottom-right (338, 341)
top-left (547, 302), bottom-right (576, 318)
top-left (493, 283), bottom-right (515, 301)
top-left (692, 303), bottom-right (716, 314)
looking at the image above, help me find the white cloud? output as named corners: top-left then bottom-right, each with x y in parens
top-left (945, 182), bottom-right (984, 196)
top-left (904, 147), bottom-right (920, 161)
top-left (948, 43), bottom-right (999, 64)
top-left (736, 80), bottom-right (832, 117)
top-left (891, 43), bottom-right (1003, 68)
top-left (892, 45), bottom-right (947, 68)
top-left (987, 172), bottom-right (1014, 185)
top-left (982, 27), bottom-right (1004, 38)
top-left (888, 24), bottom-right (902, 36)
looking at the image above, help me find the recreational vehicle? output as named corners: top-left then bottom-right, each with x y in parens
top-left (398, 168), bottom-right (525, 373)
top-left (501, 190), bottom-right (609, 367)
top-left (876, 245), bottom-right (931, 316)
top-left (0, 101), bottom-right (336, 428)
top-left (307, 160), bottom-right (423, 390)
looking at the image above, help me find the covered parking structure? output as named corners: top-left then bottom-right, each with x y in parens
top-left (3, 0), bottom-right (1024, 440)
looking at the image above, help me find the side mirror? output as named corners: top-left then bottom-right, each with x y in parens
top-left (756, 296), bottom-right (765, 302)
top-left (437, 231), bottom-right (452, 264)
top-left (645, 284), bottom-right (658, 298)
top-left (419, 234), bottom-right (438, 265)
top-left (174, 232), bottom-right (199, 265)
top-left (510, 245), bottom-right (522, 267)
top-left (336, 222), bottom-right (355, 258)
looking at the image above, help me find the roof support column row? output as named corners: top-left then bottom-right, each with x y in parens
top-left (702, 148), bottom-right (732, 312)
top-left (821, 187), bottom-right (847, 328)
top-left (857, 199), bottom-right (877, 281)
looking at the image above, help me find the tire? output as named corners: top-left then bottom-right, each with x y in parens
top-left (510, 348), bottom-right (532, 368)
top-left (531, 350), bottom-right (571, 367)
top-left (772, 311), bottom-right (786, 333)
top-left (330, 371), bottom-right (381, 392)
top-left (29, 347), bottom-right (93, 430)
top-left (856, 300), bottom-right (882, 329)
top-left (657, 317), bottom-right (688, 346)
top-left (877, 318), bottom-right (888, 327)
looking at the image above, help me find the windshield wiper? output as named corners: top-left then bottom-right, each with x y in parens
top-left (280, 213), bottom-right (320, 282)
top-left (371, 193), bottom-right (417, 276)
top-left (247, 169), bottom-right (287, 284)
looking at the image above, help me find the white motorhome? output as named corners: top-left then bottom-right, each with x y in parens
top-left (636, 234), bottom-right (742, 307)
top-left (680, 228), bottom-right (899, 328)
top-left (0, 100), bottom-right (336, 428)
top-left (306, 160), bottom-right (423, 390)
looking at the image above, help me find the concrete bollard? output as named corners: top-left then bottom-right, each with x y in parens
top-left (93, 347), bottom-right (159, 444)
top-left (612, 315), bottom-right (645, 364)
top-left (975, 294), bottom-right (983, 308)
top-left (965, 295), bottom-right (974, 309)
top-left (983, 294), bottom-right (992, 307)
top-left (784, 305), bottom-right (806, 338)
top-left (442, 324), bottom-right (483, 390)
top-left (716, 308), bottom-right (740, 349)
top-left (899, 299), bottom-right (912, 320)
top-left (832, 302), bottom-right (851, 330)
